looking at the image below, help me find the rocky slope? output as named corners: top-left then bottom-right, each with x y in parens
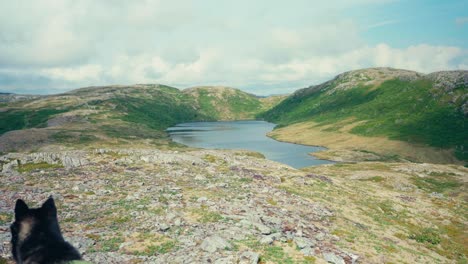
top-left (0, 148), bottom-right (466, 263)
top-left (261, 68), bottom-right (467, 163)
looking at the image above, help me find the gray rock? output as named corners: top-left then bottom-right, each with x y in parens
top-left (256, 223), bottom-right (271, 235)
top-left (215, 255), bottom-right (236, 264)
top-left (200, 236), bottom-right (232, 253)
top-left (300, 247), bottom-right (316, 257)
top-left (259, 235), bottom-right (274, 245)
top-left (349, 253), bottom-right (359, 264)
top-left (239, 251), bottom-right (260, 264)
top-left (429, 192), bottom-right (444, 199)
top-left (293, 237), bottom-right (315, 249)
top-left (66, 236), bottom-right (95, 254)
top-left (158, 223), bottom-right (170, 231)
top-left (323, 252), bottom-right (345, 264)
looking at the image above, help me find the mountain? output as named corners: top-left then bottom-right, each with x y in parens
top-left (0, 71), bottom-right (467, 264)
top-left (0, 84), bottom-right (284, 152)
top-left (260, 67), bottom-right (467, 163)
top-left (184, 86), bottom-right (267, 120)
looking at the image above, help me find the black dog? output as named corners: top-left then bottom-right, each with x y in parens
top-left (10, 197), bottom-right (83, 264)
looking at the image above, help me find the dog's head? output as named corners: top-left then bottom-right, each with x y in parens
top-left (10, 197), bottom-right (62, 262)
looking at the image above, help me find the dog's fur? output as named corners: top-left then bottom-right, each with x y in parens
top-left (10, 197), bottom-right (82, 264)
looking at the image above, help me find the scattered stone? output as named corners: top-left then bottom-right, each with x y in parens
top-left (158, 223), bottom-right (170, 231)
top-left (429, 192), bottom-right (444, 199)
top-left (294, 237), bottom-right (315, 249)
top-left (239, 251), bottom-right (260, 264)
top-left (200, 236), bottom-right (232, 253)
top-left (323, 252), bottom-right (345, 264)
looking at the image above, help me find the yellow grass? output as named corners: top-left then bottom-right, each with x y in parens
top-left (269, 121), bottom-right (461, 164)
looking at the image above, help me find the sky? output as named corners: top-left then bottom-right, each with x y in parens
top-left (0, 0), bottom-right (467, 95)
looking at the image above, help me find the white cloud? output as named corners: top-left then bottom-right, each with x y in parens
top-left (42, 64), bottom-right (103, 82)
top-left (0, 1), bottom-right (466, 95)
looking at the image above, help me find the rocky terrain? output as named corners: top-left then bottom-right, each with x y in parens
top-left (0, 67), bottom-right (466, 263)
top-left (0, 147), bottom-right (466, 263)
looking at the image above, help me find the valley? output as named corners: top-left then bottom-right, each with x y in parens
top-left (0, 67), bottom-right (466, 264)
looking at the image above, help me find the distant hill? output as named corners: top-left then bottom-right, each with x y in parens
top-left (260, 68), bottom-right (467, 161)
top-left (184, 86), bottom-right (262, 120)
top-left (0, 84), bottom-right (284, 151)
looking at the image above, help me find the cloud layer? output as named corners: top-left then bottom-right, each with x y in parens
top-left (0, 0), bottom-right (467, 95)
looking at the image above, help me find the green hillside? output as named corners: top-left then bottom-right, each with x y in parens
top-left (183, 86), bottom-right (265, 120)
top-left (260, 68), bottom-right (467, 161)
top-left (0, 84), bottom-right (283, 151)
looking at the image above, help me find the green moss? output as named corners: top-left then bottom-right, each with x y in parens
top-left (412, 175), bottom-right (462, 193)
top-left (99, 236), bottom-right (124, 252)
top-left (409, 228), bottom-right (441, 245)
top-left (18, 162), bottom-right (64, 173)
top-left (0, 212), bottom-right (12, 225)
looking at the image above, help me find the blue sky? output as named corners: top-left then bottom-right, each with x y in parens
top-left (0, 0), bottom-right (466, 95)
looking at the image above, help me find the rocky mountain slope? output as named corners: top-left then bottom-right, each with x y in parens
top-left (260, 68), bottom-right (467, 163)
top-left (0, 148), bottom-right (466, 263)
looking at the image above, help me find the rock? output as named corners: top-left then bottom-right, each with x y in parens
top-left (300, 247), bottom-right (316, 257)
top-left (239, 251), bottom-right (260, 264)
top-left (429, 192), bottom-right (444, 199)
top-left (214, 255), bottom-right (236, 264)
top-left (323, 252), bottom-right (345, 264)
top-left (294, 237), bottom-right (315, 249)
top-left (240, 219), bottom-right (271, 235)
top-left (197, 197), bottom-right (208, 203)
top-left (200, 236), bottom-right (232, 253)
top-left (158, 223), bottom-right (170, 231)
top-left (315, 232), bottom-right (325, 241)
top-left (349, 253), bottom-right (359, 264)
top-left (66, 236), bottom-right (95, 254)
top-left (259, 235), bottom-right (274, 245)
top-left (256, 223), bottom-right (271, 235)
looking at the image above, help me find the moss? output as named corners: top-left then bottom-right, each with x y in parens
top-left (18, 162), bottom-right (64, 173)
top-left (203, 154), bottom-right (218, 163)
top-left (98, 236), bottom-right (124, 252)
top-left (409, 228), bottom-right (441, 245)
top-left (0, 212), bottom-right (12, 225)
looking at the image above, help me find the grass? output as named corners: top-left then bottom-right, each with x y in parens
top-left (133, 240), bottom-right (176, 256)
top-left (18, 162), bottom-right (64, 172)
top-left (194, 87), bottom-right (263, 120)
top-left (409, 228), bottom-right (441, 245)
top-left (411, 174), bottom-right (462, 194)
top-left (0, 212), bottom-right (12, 225)
top-left (358, 176), bottom-right (385, 182)
top-left (191, 207), bottom-right (224, 223)
top-left (99, 236), bottom-right (125, 252)
top-left (0, 108), bottom-right (69, 135)
top-left (261, 79), bottom-right (467, 161)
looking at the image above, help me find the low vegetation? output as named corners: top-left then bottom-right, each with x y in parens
top-left (261, 77), bottom-right (467, 162)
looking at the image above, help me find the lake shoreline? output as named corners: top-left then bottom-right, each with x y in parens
top-left (167, 120), bottom-right (333, 168)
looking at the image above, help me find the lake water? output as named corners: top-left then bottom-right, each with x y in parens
top-left (167, 121), bottom-right (333, 168)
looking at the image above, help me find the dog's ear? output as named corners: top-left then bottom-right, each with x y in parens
top-left (41, 196), bottom-right (57, 218)
top-left (14, 199), bottom-right (29, 219)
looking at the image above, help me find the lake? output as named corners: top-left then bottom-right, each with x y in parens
top-left (167, 121), bottom-right (333, 168)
